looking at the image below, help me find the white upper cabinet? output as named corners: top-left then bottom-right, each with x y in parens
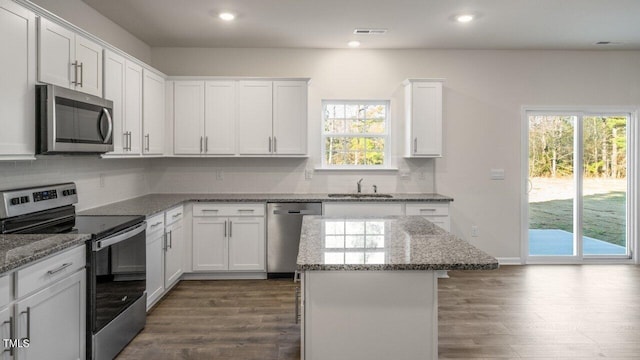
top-left (0, 0), bottom-right (36, 160)
top-left (104, 51), bottom-right (142, 155)
top-left (38, 17), bottom-right (103, 97)
top-left (173, 81), bottom-right (205, 155)
top-left (273, 81), bottom-right (307, 155)
top-left (204, 81), bottom-right (236, 155)
top-left (238, 81), bottom-right (273, 155)
top-left (143, 69), bottom-right (166, 155)
top-left (404, 79), bottom-right (444, 157)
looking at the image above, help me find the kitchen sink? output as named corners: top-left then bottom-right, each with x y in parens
top-left (327, 193), bottom-right (393, 199)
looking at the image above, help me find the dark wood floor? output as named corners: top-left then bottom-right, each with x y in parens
top-left (117, 265), bottom-right (640, 359)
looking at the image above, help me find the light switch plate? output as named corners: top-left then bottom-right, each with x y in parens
top-left (399, 170), bottom-right (411, 180)
top-left (305, 169), bottom-right (313, 180)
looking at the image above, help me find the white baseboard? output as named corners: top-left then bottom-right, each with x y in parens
top-left (181, 272), bottom-right (267, 280)
top-left (497, 257), bottom-right (523, 265)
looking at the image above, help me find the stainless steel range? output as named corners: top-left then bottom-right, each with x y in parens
top-left (0, 183), bottom-right (146, 360)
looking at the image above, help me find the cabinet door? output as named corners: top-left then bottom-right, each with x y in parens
top-left (103, 50), bottom-right (126, 154)
top-left (410, 81), bottom-right (442, 157)
top-left (124, 61), bottom-right (143, 154)
top-left (0, 306), bottom-right (11, 359)
top-left (38, 17), bottom-right (74, 89)
top-left (0, 1), bottom-right (36, 158)
top-left (146, 229), bottom-right (165, 309)
top-left (174, 81), bottom-right (205, 155)
top-left (164, 221), bottom-right (184, 287)
top-left (204, 81), bottom-right (236, 154)
top-left (192, 218), bottom-right (227, 271)
top-left (273, 81), bottom-right (307, 155)
top-left (143, 69), bottom-right (166, 155)
top-left (228, 217), bottom-right (265, 271)
top-left (15, 270), bottom-right (86, 360)
top-left (237, 81), bottom-right (273, 155)
top-left (74, 35), bottom-right (102, 97)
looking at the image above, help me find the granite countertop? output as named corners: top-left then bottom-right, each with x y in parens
top-left (297, 215), bottom-right (498, 271)
top-left (0, 233), bottom-right (91, 274)
top-left (79, 193), bottom-right (453, 217)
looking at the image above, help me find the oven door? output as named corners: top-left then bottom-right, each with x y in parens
top-left (89, 222), bottom-right (146, 334)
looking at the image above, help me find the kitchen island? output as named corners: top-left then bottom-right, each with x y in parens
top-left (297, 215), bottom-right (498, 360)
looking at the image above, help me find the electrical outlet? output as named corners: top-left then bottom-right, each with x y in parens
top-left (305, 169), bottom-right (314, 180)
top-left (99, 173), bottom-right (105, 188)
top-left (399, 170), bottom-right (411, 180)
top-left (471, 226), bottom-right (479, 237)
top-left (216, 170), bottom-right (224, 181)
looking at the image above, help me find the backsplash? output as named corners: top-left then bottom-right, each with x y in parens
top-left (147, 157), bottom-right (435, 194)
top-left (0, 157), bottom-right (150, 211)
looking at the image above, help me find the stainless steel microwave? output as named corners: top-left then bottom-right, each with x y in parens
top-left (36, 84), bottom-right (114, 154)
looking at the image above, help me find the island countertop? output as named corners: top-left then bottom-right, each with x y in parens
top-left (297, 215), bottom-right (498, 271)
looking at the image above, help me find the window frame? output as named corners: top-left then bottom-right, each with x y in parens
top-left (320, 100), bottom-right (392, 169)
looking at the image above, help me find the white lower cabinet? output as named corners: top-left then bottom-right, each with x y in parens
top-left (0, 246), bottom-right (86, 359)
top-left (405, 203), bottom-right (450, 231)
top-left (14, 270), bottom-right (86, 360)
top-left (192, 204), bottom-right (266, 272)
top-left (323, 203), bottom-right (404, 217)
top-left (145, 213), bottom-right (165, 309)
top-left (164, 207), bottom-right (184, 287)
top-left (145, 206), bottom-right (184, 310)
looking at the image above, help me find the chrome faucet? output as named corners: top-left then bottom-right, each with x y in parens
top-left (372, 185), bottom-right (377, 194)
top-left (357, 178), bottom-right (364, 193)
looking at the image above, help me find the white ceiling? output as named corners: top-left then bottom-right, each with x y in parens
top-left (81, 0), bottom-right (640, 50)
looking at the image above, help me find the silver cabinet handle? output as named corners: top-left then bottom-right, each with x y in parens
top-left (274, 137), bottom-right (277, 153)
top-left (224, 220), bottom-right (227, 238)
top-left (78, 62), bottom-right (84, 87)
top-left (47, 262), bottom-right (72, 275)
top-left (201, 209), bottom-right (219, 213)
top-left (237, 209), bottom-right (255, 213)
top-left (419, 208), bottom-right (437, 212)
top-left (150, 221), bottom-right (163, 228)
top-left (205, 136), bottom-right (209, 153)
top-left (172, 212), bottom-right (182, 218)
top-left (200, 136), bottom-right (203, 153)
top-left (268, 137), bottom-right (272, 153)
top-left (163, 232), bottom-right (168, 251)
top-left (20, 308), bottom-right (30, 341)
top-left (414, 137), bottom-right (418, 153)
top-left (71, 61), bottom-right (79, 85)
top-left (229, 221), bottom-right (232, 238)
top-left (145, 134), bottom-right (150, 151)
top-left (2, 316), bottom-right (14, 355)
top-left (168, 230), bottom-right (173, 249)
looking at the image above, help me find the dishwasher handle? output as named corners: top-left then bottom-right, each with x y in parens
top-left (273, 209), bottom-right (320, 215)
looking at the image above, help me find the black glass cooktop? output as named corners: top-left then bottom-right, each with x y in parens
top-left (74, 215), bottom-right (144, 238)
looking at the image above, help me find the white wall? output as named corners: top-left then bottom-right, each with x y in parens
top-left (0, 158), bottom-right (150, 211)
top-left (150, 48), bottom-right (640, 258)
top-left (29, 0), bottom-right (151, 62)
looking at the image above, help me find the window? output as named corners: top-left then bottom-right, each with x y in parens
top-left (322, 100), bottom-right (390, 168)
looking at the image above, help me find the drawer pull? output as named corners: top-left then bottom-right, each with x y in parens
top-left (150, 221), bottom-right (163, 228)
top-left (172, 212), bottom-right (183, 218)
top-left (201, 209), bottom-right (219, 212)
top-left (419, 209), bottom-right (437, 212)
top-left (237, 209), bottom-right (255, 213)
top-left (47, 262), bottom-right (72, 275)
top-left (20, 308), bottom-right (30, 341)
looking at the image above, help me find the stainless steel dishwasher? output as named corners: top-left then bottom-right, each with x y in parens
top-left (267, 202), bottom-right (322, 278)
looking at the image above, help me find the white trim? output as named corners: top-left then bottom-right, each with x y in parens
top-left (167, 76), bottom-right (310, 82)
top-left (521, 106), bottom-right (638, 264)
top-left (181, 272), bottom-right (267, 280)
top-left (314, 167), bottom-right (398, 172)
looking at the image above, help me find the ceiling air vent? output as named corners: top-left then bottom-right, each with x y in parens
top-left (353, 28), bottom-right (387, 35)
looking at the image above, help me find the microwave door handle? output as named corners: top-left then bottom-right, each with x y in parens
top-left (102, 108), bottom-right (113, 144)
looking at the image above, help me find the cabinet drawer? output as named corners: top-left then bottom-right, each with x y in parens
top-left (0, 275), bottom-right (11, 308)
top-left (405, 203), bottom-right (449, 216)
top-left (165, 205), bottom-right (184, 225)
top-left (423, 216), bottom-right (450, 232)
top-left (323, 203), bottom-right (404, 217)
top-left (193, 203), bottom-right (265, 217)
top-left (146, 213), bottom-right (165, 233)
top-left (15, 245), bottom-right (85, 299)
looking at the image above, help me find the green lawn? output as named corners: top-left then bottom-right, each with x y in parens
top-left (529, 191), bottom-right (626, 246)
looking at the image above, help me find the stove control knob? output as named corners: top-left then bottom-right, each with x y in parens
top-left (10, 198), bottom-right (20, 206)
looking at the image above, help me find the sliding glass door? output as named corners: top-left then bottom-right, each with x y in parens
top-left (527, 112), bottom-right (630, 260)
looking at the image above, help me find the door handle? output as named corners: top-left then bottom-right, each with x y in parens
top-left (268, 137), bottom-right (272, 153)
top-left (205, 136), bottom-right (209, 153)
top-left (78, 62), bottom-right (84, 87)
top-left (273, 137), bottom-right (277, 153)
top-left (2, 316), bottom-right (14, 355)
top-left (168, 230), bottom-right (173, 249)
top-left (224, 220), bottom-right (227, 237)
top-left (414, 137), bottom-right (418, 153)
top-left (20, 307), bottom-right (30, 341)
top-left (200, 136), bottom-right (203, 153)
top-left (102, 109), bottom-right (113, 144)
top-left (145, 134), bottom-right (150, 151)
top-left (71, 61), bottom-right (79, 85)
top-left (229, 221), bottom-right (232, 238)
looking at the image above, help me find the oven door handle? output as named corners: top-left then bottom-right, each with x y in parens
top-left (93, 222), bottom-right (146, 251)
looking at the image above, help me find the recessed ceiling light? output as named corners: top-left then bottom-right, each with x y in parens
top-left (219, 12), bottom-right (236, 21)
top-left (455, 14), bottom-right (474, 23)
top-left (347, 40), bottom-right (361, 48)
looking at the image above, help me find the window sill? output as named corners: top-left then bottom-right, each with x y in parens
top-left (314, 167), bottom-right (399, 172)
